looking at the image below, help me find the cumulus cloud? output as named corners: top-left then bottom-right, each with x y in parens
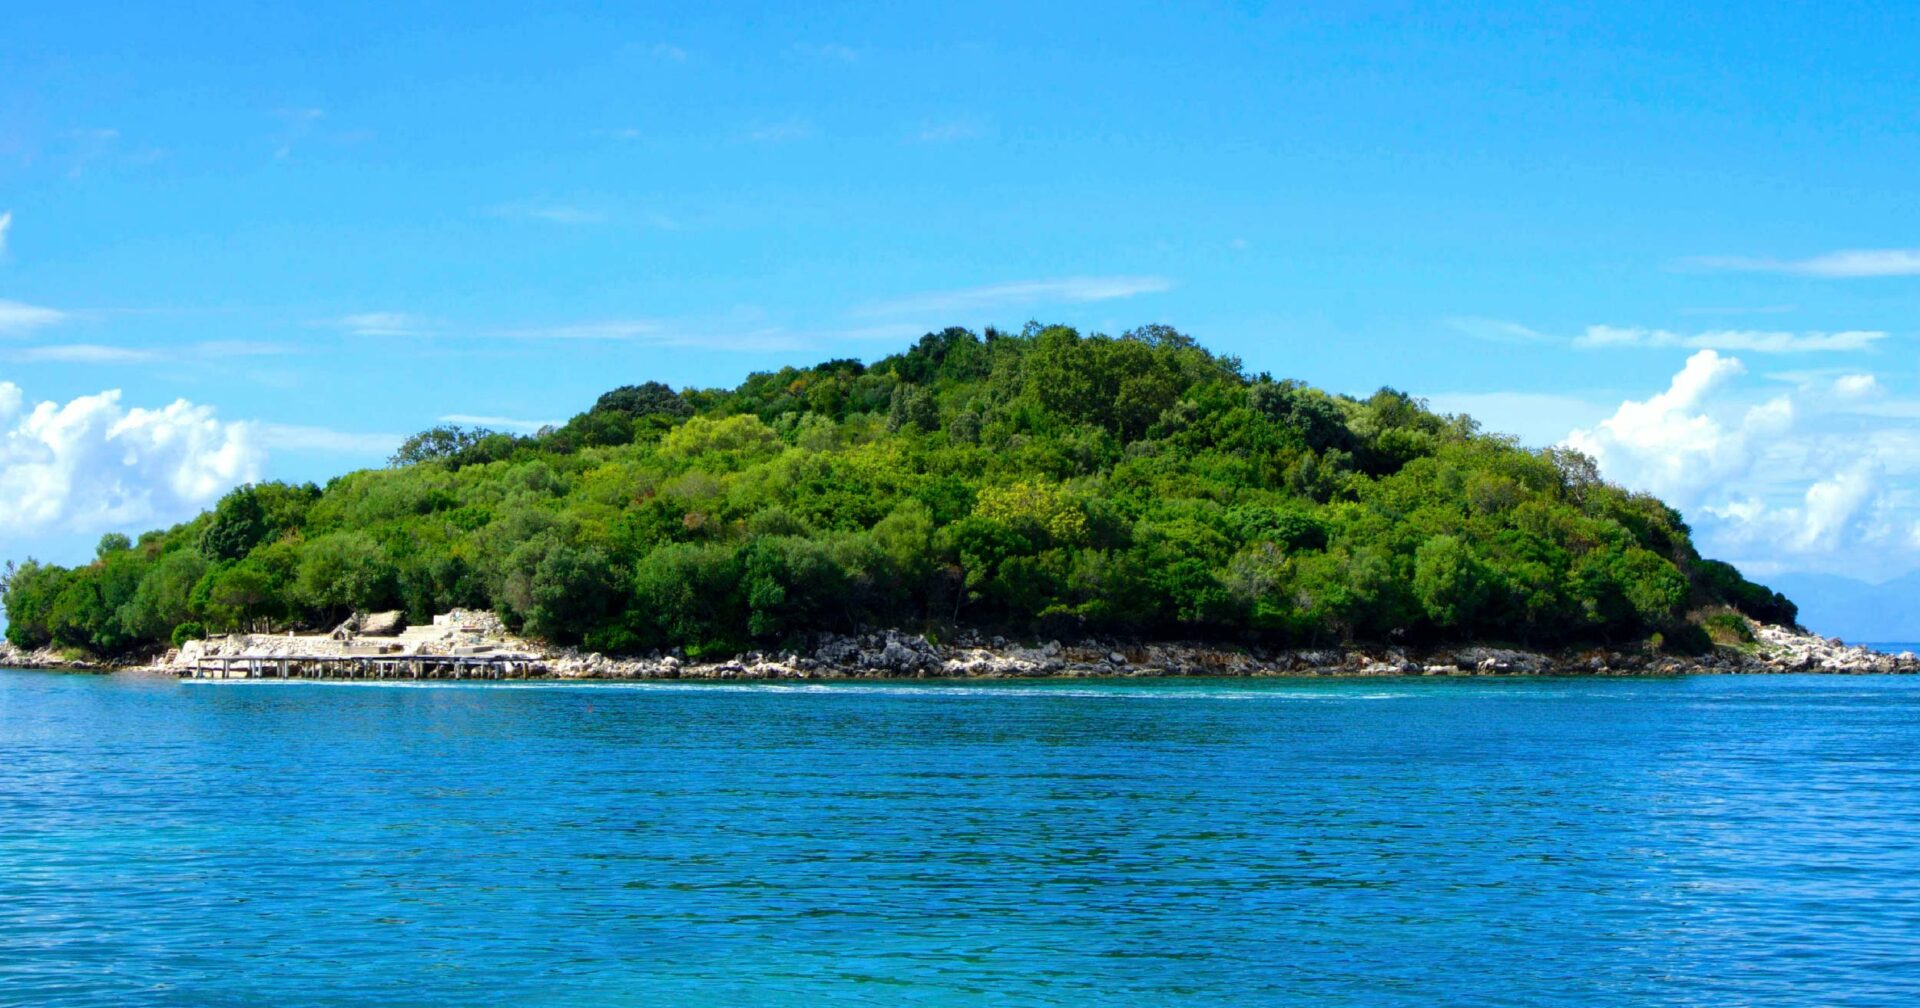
top-left (857, 276), bottom-right (1174, 316)
top-left (1564, 350), bottom-right (1792, 509)
top-left (0, 382), bottom-right (262, 537)
top-left (1708, 463), bottom-right (1908, 559)
top-left (1690, 249), bottom-right (1920, 278)
top-left (0, 210), bottom-right (11, 256)
top-left (1576, 325), bottom-right (1886, 354)
top-left (1833, 373), bottom-right (1881, 399)
top-left (1563, 351), bottom-right (1920, 578)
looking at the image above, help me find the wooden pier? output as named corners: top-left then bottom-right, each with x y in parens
top-left (182, 653), bottom-right (543, 681)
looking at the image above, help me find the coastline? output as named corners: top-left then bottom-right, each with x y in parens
top-left (7, 620), bottom-right (1917, 679)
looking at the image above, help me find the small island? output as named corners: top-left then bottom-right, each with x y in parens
top-left (4, 323), bottom-right (1905, 677)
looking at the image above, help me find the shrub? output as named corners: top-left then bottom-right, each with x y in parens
top-left (1700, 609), bottom-right (1757, 647)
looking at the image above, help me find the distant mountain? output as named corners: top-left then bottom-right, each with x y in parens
top-left (1765, 571), bottom-right (1920, 644)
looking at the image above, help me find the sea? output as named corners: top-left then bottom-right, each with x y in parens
top-left (4, 668), bottom-right (1919, 1007)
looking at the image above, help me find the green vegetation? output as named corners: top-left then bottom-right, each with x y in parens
top-left (1701, 609), bottom-right (1759, 649)
top-left (2, 323), bottom-right (1797, 659)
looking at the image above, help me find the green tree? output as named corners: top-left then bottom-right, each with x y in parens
top-left (526, 544), bottom-right (620, 644)
top-left (3, 560), bottom-right (69, 649)
top-left (294, 533), bottom-right (394, 621)
top-left (202, 562), bottom-right (282, 632)
top-left (389, 425), bottom-right (500, 467)
top-left (200, 486), bottom-right (269, 561)
top-left (593, 381), bottom-right (692, 419)
top-left (886, 384), bottom-right (939, 433)
top-left (1412, 535), bottom-right (1490, 629)
top-left (630, 542), bottom-right (744, 655)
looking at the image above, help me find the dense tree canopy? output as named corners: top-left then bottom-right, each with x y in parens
top-left (4, 324), bottom-right (1797, 658)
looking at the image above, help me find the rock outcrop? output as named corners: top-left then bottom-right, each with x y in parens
top-left (12, 615), bottom-right (1919, 679)
top-left (489, 622), bottom-right (1920, 681)
top-left (0, 642), bottom-right (107, 671)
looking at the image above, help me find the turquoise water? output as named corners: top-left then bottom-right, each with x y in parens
top-left (4, 670), bottom-right (1920, 1007)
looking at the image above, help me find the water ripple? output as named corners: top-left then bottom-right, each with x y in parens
top-left (5, 670), bottom-right (1920, 1006)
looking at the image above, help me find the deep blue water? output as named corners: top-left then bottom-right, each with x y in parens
top-left (4, 671), bottom-right (1920, 1007)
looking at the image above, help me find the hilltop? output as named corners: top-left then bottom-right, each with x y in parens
top-left (3, 323), bottom-right (1798, 663)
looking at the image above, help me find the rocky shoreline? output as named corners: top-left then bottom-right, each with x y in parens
top-left (6, 619), bottom-right (1917, 679)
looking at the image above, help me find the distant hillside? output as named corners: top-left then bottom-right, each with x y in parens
top-left (3, 323), bottom-right (1796, 659)
top-left (1763, 572), bottom-right (1919, 644)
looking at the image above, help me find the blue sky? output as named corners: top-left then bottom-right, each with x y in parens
top-left (3, 2), bottom-right (1918, 606)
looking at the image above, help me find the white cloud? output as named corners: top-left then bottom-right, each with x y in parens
top-left (1708, 463), bottom-right (1904, 559)
top-left (1576, 325), bottom-right (1886, 354)
top-left (12, 344), bottom-right (159, 364)
top-left (10, 341), bottom-right (293, 364)
top-left (640, 42), bottom-right (687, 62)
top-left (0, 299), bottom-right (68, 334)
top-left (857, 276), bottom-right (1174, 316)
top-left (1452, 318), bottom-right (1890, 354)
top-left (496, 319), bottom-right (661, 341)
top-left (439, 414), bottom-right (558, 434)
top-left (486, 201), bottom-right (607, 225)
top-left (1564, 350), bottom-right (1791, 509)
top-left (1444, 317), bottom-right (1554, 344)
top-left (338, 312), bottom-right (431, 337)
top-left (1833, 373), bottom-right (1881, 399)
top-left (1691, 249), bottom-right (1920, 278)
top-left (0, 383), bottom-right (261, 537)
top-left (0, 210), bottom-right (11, 257)
top-left (1563, 350), bottom-right (1920, 580)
